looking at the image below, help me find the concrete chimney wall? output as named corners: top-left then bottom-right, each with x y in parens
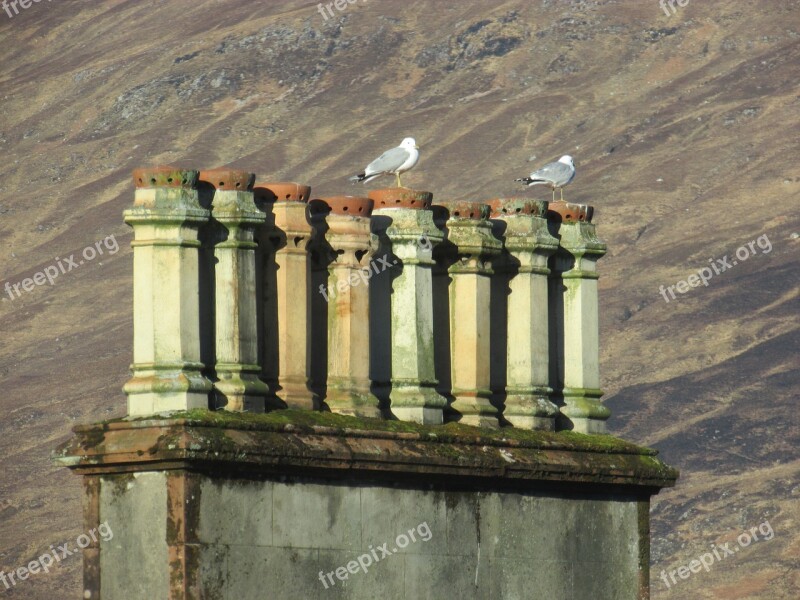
top-left (122, 169), bottom-right (612, 432)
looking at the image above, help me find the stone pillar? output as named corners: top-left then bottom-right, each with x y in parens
top-left (490, 198), bottom-right (560, 430)
top-left (201, 168), bottom-right (269, 413)
top-left (547, 201), bottom-right (610, 434)
top-left (124, 167), bottom-right (212, 416)
top-left (370, 188), bottom-right (446, 424)
top-left (255, 183), bottom-right (315, 409)
top-left (312, 196), bottom-right (381, 417)
top-left (437, 201), bottom-right (502, 427)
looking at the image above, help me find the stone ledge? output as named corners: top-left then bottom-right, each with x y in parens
top-left (53, 409), bottom-right (678, 491)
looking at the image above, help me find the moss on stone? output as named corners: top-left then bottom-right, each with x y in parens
top-left (114, 408), bottom-right (656, 456)
top-left (106, 473), bottom-right (137, 500)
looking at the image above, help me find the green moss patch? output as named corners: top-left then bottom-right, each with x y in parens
top-left (115, 408), bottom-right (655, 456)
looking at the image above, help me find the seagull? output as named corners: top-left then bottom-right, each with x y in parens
top-left (515, 155), bottom-right (576, 201)
top-left (349, 137), bottom-right (420, 188)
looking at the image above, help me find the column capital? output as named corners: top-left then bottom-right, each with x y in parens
top-left (125, 167), bottom-right (208, 225)
top-left (310, 196), bottom-right (374, 261)
top-left (255, 182), bottom-right (311, 203)
top-left (488, 198), bottom-right (548, 218)
top-left (369, 187), bottom-right (433, 210)
top-left (371, 199), bottom-right (444, 265)
top-left (132, 166), bottom-right (199, 189)
top-left (200, 168), bottom-right (263, 227)
top-left (547, 201), bottom-right (605, 253)
top-left (256, 184), bottom-right (313, 253)
top-left (434, 201), bottom-right (501, 275)
top-left (548, 201), bottom-right (606, 280)
top-left (490, 198), bottom-right (559, 276)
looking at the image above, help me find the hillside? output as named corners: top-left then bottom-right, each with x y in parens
top-left (0, 1), bottom-right (798, 598)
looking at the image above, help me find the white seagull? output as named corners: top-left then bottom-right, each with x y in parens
top-left (515, 155), bottom-right (576, 201)
top-left (349, 137), bottom-right (420, 188)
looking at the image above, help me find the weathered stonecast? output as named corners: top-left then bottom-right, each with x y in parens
top-left (370, 188), bottom-right (447, 424)
top-left (434, 201), bottom-right (502, 427)
top-left (200, 168), bottom-right (269, 413)
top-left (58, 169), bottom-right (677, 599)
top-left (256, 182), bottom-right (315, 410)
top-left (124, 167), bottom-right (212, 416)
top-left (53, 410), bottom-right (678, 600)
top-left (490, 198), bottom-right (561, 430)
top-left (547, 200), bottom-right (609, 433)
top-left (310, 196), bottom-right (381, 417)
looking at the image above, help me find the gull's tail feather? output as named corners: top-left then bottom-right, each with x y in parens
top-left (350, 173), bottom-right (380, 184)
top-left (515, 177), bottom-right (548, 186)
top-left (349, 173), bottom-right (366, 184)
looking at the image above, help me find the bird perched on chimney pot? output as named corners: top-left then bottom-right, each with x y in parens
top-left (349, 137), bottom-right (420, 188)
top-left (515, 155), bottom-right (576, 201)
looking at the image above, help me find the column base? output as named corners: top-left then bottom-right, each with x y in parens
top-left (503, 392), bottom-right (559, 431)
top-left (268, 376), bottom-right (315, 410)
top-left (325, 385), bottom-right (381, 418)
top-left (505, 414), bottom-right (556, 431)
top-left (448, 391), bottom-right (500, 428)
top-left (124, 368), bottom-right (212, 416)
top-left (392, 406), bottom-right (443, 425)
top-left (565, 417), bottom-right (608, 434)
top-left (557, 388), bottom-right (611, 434)
top-left (388, 382), bottom-right (447, 424)
top-left (213, 370), bottom-right (269, 413)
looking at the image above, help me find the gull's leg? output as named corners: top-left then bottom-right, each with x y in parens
top-left (551, 188), bottom-right (556, 202)
top-left (559, 187), bottom-right (564, 201)
top-left (396, 172), bottom-right (402, 188)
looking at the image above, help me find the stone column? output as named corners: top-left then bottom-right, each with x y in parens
top-left (370, 188), bottom-right (446, 424)
top-left (490, 198), bottom-right (560, 430)
top-left (255, 183), bottom-right (315, 409)
top-left (437, 201), bottom-right (502, 427)
top-left (312, 196), bottom-right (381, 417)
top-left (547, 201), bottom-right (610, 434)
top-left (201, 168), bottom-right (269, 413)
top-left (124, 167), bottom-right (212, 416)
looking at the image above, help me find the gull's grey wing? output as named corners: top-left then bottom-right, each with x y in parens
top-left (366, 147), bottom-right (410, 174)
top-left (529, 161), bottom-right (574, 185)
